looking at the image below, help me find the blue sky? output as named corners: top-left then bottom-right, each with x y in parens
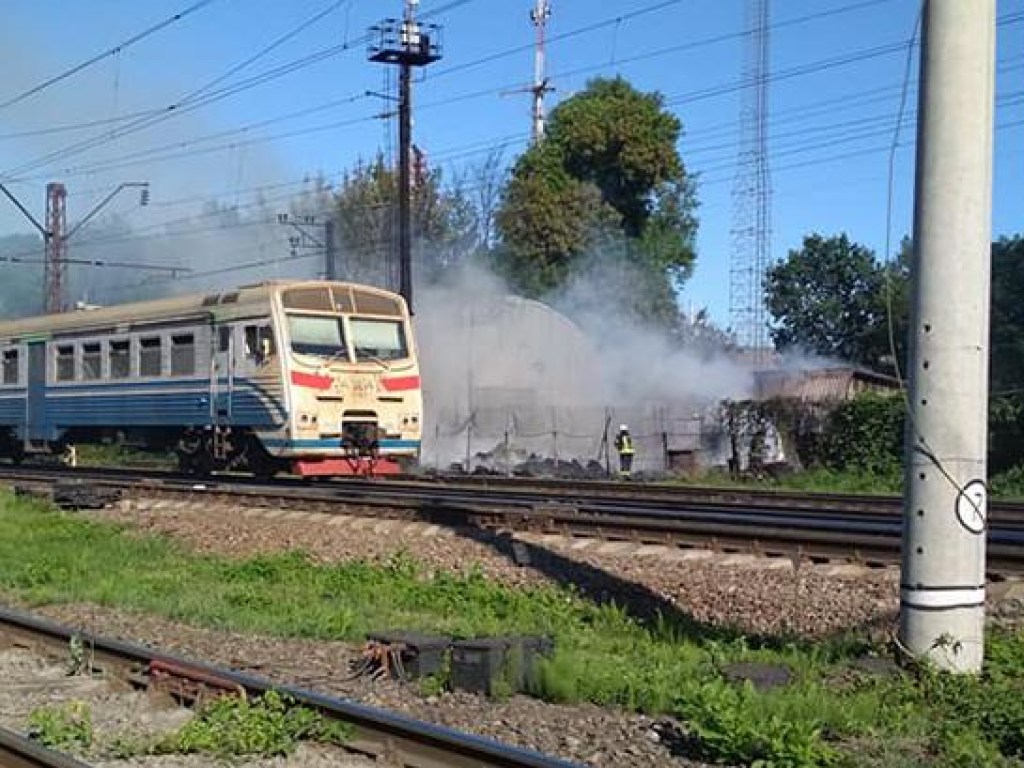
top-left (0, 0), bottom-right (1021, 326)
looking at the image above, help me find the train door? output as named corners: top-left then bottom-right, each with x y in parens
top-left (209, 325), bottom-right (234, 423)
top-left (25, 342), bottom-right (46, 443)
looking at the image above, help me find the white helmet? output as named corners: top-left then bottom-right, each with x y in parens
top-left (619, 424), bottom-right (629, 431)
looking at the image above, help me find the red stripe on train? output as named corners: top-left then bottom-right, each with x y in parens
top-left (291, 371), bottom-right (332, 390)
top-left (380, 375), bottom-right (421, 392)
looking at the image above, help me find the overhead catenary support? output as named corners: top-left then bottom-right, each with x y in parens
top-left (277, 213), bottom-right (335, 280)
top-left (900, 0), bottom-right (996, 673)
top-left (45, 183), bottom-right (69, 314)
top-left (368, 0), bottom-right (443, 314)
top-left (1, 180), bottom-right (149, 314)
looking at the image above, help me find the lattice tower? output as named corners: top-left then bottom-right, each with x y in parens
top-left (729, 0), bottom-right (772, 363)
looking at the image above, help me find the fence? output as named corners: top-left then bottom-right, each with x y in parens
top-left (421, 403), bottom-right (744, 477)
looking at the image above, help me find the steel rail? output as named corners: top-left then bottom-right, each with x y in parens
top-left (0, 607), bottom-right (579, 768)
top-left (0, 728), bottom-right (91, 768)
top-left (1, 465), bottom-right (1022, 573)
top-left (10, 463), bottom-right (1024, 524)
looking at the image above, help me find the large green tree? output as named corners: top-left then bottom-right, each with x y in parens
top-left (495, 77), bottom-right (698, 326)
top-left (990, 236), bottom-right (1024, 393)
top-left (766, 233), bottom-right (1024, 389)
top-left (332, 154), bottom-right (477, 288)
top-left (765, 233), bottom-right (908, 370)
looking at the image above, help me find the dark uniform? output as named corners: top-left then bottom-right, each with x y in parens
top-left (614, 425), bottom-right (634, 478)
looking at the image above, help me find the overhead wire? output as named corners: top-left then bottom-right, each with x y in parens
top-left (1, 0), bottom-right (475, 180)
top-left (1, 0), bottom-right (910, 184)
top-left (0, 0), bottom-right (365, 178)
top-left (0, 0), bottom-right (221, 114)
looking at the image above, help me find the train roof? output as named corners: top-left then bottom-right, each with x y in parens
top-left (0, 280), bottom-right (404, 340)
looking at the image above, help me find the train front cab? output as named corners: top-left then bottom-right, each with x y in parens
top-left (271, 283), bottom-right (422, 477)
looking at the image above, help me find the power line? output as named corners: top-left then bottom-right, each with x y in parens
top-left (0, 0), bottom-right (931, 185)
top-left (430, 0), bottom-right (687, 81)
top-left (1, 1), bottom-right (367, 178)
top-left (0, 0), bottom-right (221, 114)
top-left (1, 0), bottom-right (474, 180)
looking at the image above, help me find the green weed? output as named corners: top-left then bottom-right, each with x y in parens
top-left (157, 690), bottom-right (352, 758)
top-left (27, 701), bottom-right (93, 753)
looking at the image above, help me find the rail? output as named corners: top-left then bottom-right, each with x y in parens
top-left (0, 607), bottom-right (579, 768)
top-left (1, 465), bottom-right (1022, 573)
top-left (0, 727), bottom-right (91, 768)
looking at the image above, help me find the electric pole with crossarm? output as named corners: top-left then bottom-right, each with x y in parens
top-left (368, 0), bottom-right (443, 315)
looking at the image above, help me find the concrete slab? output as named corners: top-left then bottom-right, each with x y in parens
top-left (661, 548), bottom-right (714, 562)
top-left (596, 542), bottom-right (637, 556)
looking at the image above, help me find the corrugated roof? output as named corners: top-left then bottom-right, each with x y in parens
top-left (753, 366), bottom-right (901, 402)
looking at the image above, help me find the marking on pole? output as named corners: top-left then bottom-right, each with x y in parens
top-left (955, 478), bottom-right (987, 535)
top-left (900, 585), bottom-right (986, 609)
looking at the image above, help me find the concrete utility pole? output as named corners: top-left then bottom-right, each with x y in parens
top-left (900, 0), bottom-right (996, 673)
top-left (368, 0), bottom-right (443, 314)
top-left (530, 0), bottom-right (553, 142)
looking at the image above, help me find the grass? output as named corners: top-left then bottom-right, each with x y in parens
top-left (30, 692), bottom-right (352, 760)
top-left (75, 443), bottom-right (176, 470)
top-left (1, 492), bottom-right (1022, 767)
top-left (673, 467), bottom-right (903, 496)
top-left (677, 466), bottom-right (1024, 500)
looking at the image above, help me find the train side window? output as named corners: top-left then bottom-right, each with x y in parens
top-left (56, 345), bottom-right (76, 382)
top-left (217, 326), bottom-right (231, 353)
top-left (2, 349), bottom-right (17, 385)
top-left (109, 340), bottom-right (130, 379)
top-left (139, 337), bottom-right (162, 377)
top-left (170, 334), bottom-right (195, 376)
top-left (244, 325), bottom-right (275, 364)
top-left (82, 343), bottom-right (102, 380)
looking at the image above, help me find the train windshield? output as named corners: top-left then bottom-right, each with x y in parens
top-left (350, 318), bottom-right (408, 362)
top-left (287, 314), bottom-right (348, 359)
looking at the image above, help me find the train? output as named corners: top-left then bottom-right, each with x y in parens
top-left (0, 280), bottom-right (422, 477)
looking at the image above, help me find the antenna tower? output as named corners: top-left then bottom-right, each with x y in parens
top-left (530, 0), bottom-right (554, 141)
top-left (729, 0), bottom-right (771, 363)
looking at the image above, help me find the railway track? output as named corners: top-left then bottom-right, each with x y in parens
top-left (0, 606), bottom-right (578, 768)
top-left (0, 726), bottom-right (89, 768)
top-left (1, 464), bottom-right (1022, 574)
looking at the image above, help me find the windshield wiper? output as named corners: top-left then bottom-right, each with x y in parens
top-left (317, 348), bottom-right (350, 369)
top-left (355, 348), bottom-right (392, 370)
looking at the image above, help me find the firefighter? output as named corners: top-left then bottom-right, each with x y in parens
top-left (614, 424), bottom-right (634, 478)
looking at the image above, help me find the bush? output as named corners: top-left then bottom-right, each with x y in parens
top-left (820, 394), bottom-right (905, 476)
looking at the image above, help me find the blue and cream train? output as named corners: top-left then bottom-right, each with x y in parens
top-left (0, 280), bottom-right (422, 476)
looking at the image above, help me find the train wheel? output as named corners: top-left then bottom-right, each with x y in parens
top-left (245, 438), bottom-right (282, 480)
top-left (176, 432), bottom-right (212, 477)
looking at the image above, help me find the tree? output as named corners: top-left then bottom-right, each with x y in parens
top-left (989, 236), bottom-right (1024, 393)
top-left (767, 233), bottom-right (1024, 384)
top-left (495, 77), bottom-right (698, 327)
top-left (765, 233), bottom-right (908, 370)
top-left (332, 154), bottom-right (477, 289)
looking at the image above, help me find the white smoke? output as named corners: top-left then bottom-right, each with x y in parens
top-left (413, 259), bottom-right (756, 473)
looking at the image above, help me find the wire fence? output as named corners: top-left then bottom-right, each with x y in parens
top-left (422, 403), bottom-right (754, 476)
